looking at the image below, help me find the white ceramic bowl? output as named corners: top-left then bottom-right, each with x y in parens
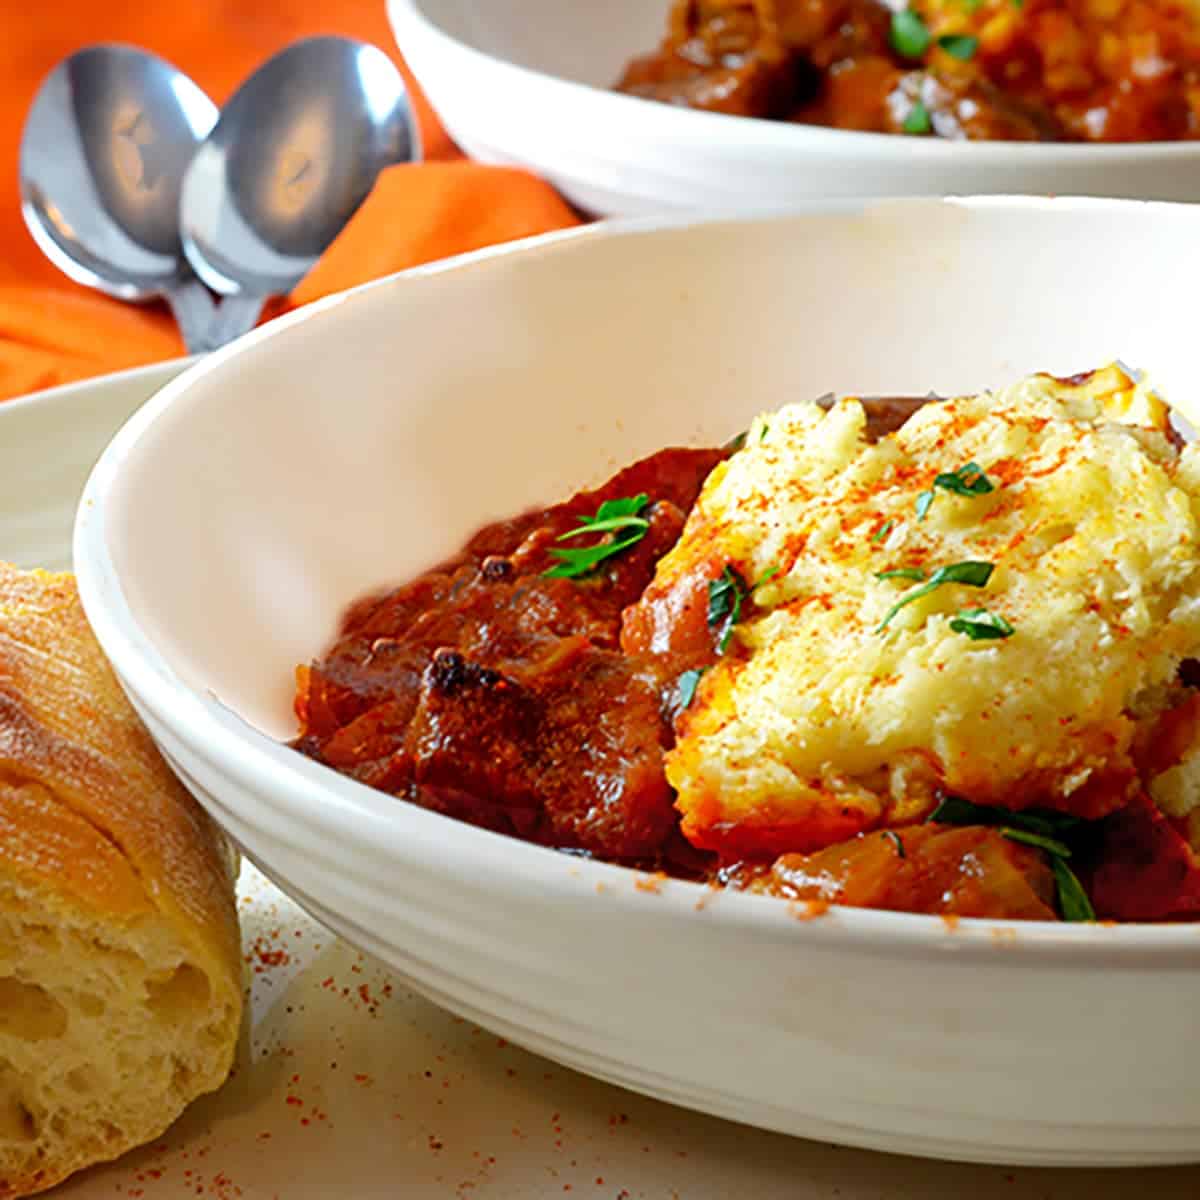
top-left (76, 199), bottom-right (1200, 1168)
top-left (387, 0), bottom-right (1200, 215)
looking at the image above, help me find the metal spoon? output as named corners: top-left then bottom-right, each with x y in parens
top-left (181, 36), bottom-right (420, 350)
top-left (20, 44), bottom-right (218, 353)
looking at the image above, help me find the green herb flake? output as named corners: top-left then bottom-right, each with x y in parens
top-left (543, 494), bottom-right (651, 579)
top-left (760, 423), bottom-right (770, 443)
top-left (876, 560), bottom-right (994, 631)
top-left (574, 493), bottom-right (650, 526)
top-left (708, 564), bottom-right (779, 652)
top-left (890, 9), bottom-right (932, 58)
top-left (876, 566), bottom-right (928, 583)
top-left (928, 795), bottom-right (1082, 840)
top-left (950, 607), bottom-right (1015, 641)
top-left (917, 461), bottom-right (995, 520)
top-left (883, 830), bottom-right (907, 859)
top-left (707, 565), bottom-right (749, 654)
top-left (938, 33), bottom-right (979, 59)
top-left (1053, 858), bottom-right (1096, 922)
top-left (1001, 828), bottom-right (1072, 859)
top-left (871, 518), bottom-right (896, 544)
top-left (937, 462), bottom-right (994, 496)
top-left (677, 668), bottom-right (706, 709)
top-left (928, 795), bottom-right (986, 827)
top-left (902, 98), bottom-right (933, 135)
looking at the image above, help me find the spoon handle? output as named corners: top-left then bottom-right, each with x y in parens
top-left (164, 280), bottom-right (219, 356)
top-left (202, 295), bottom-right (268, 352)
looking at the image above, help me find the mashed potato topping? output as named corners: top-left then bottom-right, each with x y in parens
top-left (646, 365), bottom-right (1200, 855)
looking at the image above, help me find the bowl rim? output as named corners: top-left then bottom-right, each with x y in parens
top-left (75, 197), bottom-right (1200, 965)
top-left (389, 0), bottom-right (1200, 160)
top-left (0, 355), bottom-right (194, 415)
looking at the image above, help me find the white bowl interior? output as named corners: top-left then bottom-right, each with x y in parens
top-left (421, 0), bottom-right (664, 87)
top-left (99, 200), bottom-right (1200, 743)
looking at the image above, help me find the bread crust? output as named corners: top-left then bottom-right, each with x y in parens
top-left (0, 564), bottom-right (243, 1197)
top-left (0, 566), bottom-right (241, 962)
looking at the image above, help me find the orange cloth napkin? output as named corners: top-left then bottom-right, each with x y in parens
top-left (0, 2), bottom-right (582, 401)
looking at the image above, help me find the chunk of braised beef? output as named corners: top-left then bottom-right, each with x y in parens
top-left (297, 560), bottom-right (639, 743)
top-left (1083, 793), bottom-right (1200, 921)
top-left (618, 57), bottom-right (798, 118)
top-left (403, 646), bottom-right (677, 857)
top-left (729, 825), bottom-right (1058, 920)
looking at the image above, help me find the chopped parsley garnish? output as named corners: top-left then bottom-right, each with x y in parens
top-left (871, 518), bottom-right (896, 544)
top-left (708, 566), bottom-right (748, 653)
top-left (950, 607), bottom-right (1015, 640)
top-left (876, 560), bottom-right (994, 631)
top-left (760, 423), bottom-right (770, 443)
top-left (677, 668), bottom-right (706, 709)
top-left (1053, 858), bottom-right (1097, 922)
top-left (927, 795), bottom-right (1095, 921)
top-left (883, 830), bottom-right (907, 859)
top-left (902, 98), bottom-right (932, 135)
top-left (876, 566), bottom-right (927, 583)
top-left (938, 461), bottom-right (994, 496)
top-left (938, 33), bottom-right (979, 59)
top-left (890, 9), bottom-right (932, 57)
top-left (1000, 828), bottom-right (1072, 858)
top-left (928, 795), bottom-right (1083, 839)
top-left (543, 494), bottom-right (651, 579)
top-left (916, 461), bottom-right (995, 520)
top-left (707, 564), bottom-right (780, 653)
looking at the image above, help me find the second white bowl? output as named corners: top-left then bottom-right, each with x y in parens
top-left (389, 0), bottom-right (1200, 214)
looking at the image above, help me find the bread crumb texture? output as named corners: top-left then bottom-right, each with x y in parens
top-left (654, 365), bottom-right (1200, 853)
top-left (0, 565), bottom-right (243, 1198)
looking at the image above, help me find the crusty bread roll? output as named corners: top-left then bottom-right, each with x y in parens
top-left (0, 564), bottom-right (243, 1198)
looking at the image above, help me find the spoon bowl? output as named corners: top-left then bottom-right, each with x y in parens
top-left (20, 44), bottom-right (218, 349)
top-left (182, 36), bottom-right (420, 346)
